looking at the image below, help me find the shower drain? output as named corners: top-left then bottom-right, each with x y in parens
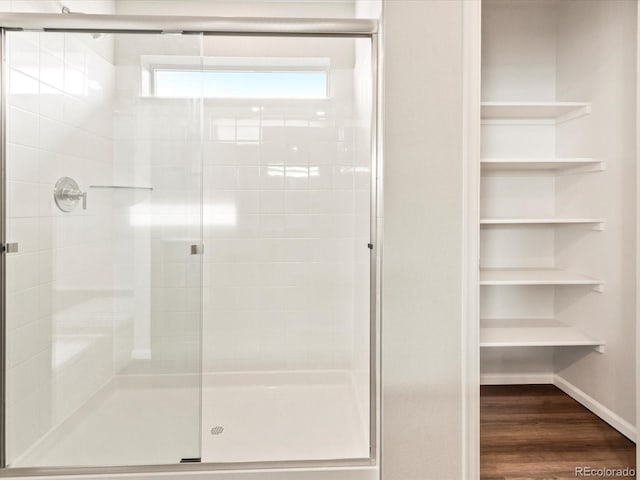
top-left (210, 425), bottom-right (225, 435)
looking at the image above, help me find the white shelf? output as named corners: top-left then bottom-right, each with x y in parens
top-left (480, 318), bottom-right (604, 352)
top-left (481, 158), bottom-right (605, 174)
top-left (481, 101), bottom-right (590, 123)
top-left (480, 217), bottom-right (604, 229)
top-left (480, 268), bottom-right (603, 288)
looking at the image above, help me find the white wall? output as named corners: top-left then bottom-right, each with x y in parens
top-left (3, 0), bottom-right (117, 464)
top-left (481, 0), bottom-right (556, 102)
top-left (554, 0), bottom-right (637, 428)
top-left (381, 1), bottom-right (465, 478)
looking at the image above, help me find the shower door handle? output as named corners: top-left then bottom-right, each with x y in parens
top-left (1, 243), bottom-right (18, 254)
top-left (190, 244), bottom-right (204, 255)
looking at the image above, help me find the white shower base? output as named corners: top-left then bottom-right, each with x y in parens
top-left (11, 371), bottom-right (369, 468)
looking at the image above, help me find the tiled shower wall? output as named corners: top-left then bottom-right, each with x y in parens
top-left (112, 35), bottom-right (371, 376)
top-left (4, 1), bottom-right (116, 462)
top-left (201, 99), bottom-right (370, 372)
top-left (198, 37), bottom-right (370, 375)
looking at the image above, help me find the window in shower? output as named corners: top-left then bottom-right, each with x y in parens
top-left (145, 56), bottom-right (329, 99)
top-left (155, 69), bottom-right (328, 98)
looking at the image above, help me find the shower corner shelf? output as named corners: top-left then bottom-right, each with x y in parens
top-left (480, 318), bottom-right (605, 353)
top-left (480, 101), bottom-right (591, 124)
top-left (89, 185), bottom-right (154, 191)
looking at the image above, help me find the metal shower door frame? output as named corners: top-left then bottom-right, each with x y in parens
top-left (0, 13), bottom-right (380, 478)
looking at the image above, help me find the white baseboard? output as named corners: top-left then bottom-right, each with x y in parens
top-left (480, 373), bottom-right (554, 385)
top-left (553, 375), bottom-right (636, 442)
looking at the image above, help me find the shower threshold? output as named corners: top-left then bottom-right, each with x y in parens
top-left (10, 370), bottom-right (369, 468)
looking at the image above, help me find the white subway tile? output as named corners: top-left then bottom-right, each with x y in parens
top-left (6, 217), bottom-right (39, 253)
top-left (162, 262), bottom-right (187, 288)
top-left (38, 284), bottom-right (53, 319)
top-left (236, 122), bottom-right (260, 143)
top-left (234, 144), bottom-right (260, 165)
top-left (284, 190), bottom-right (309, 214)
top-left (38, 150), bottom-right (64, 188)
top-left (7, 316), bottom-right (50, 367)
top-left (308, 142), bottom-right (337, 165)
top-left (38, 116), bottom-right (66, 154)
top-left (37, 182), bottom-right (57, 217)
top-left (63, 92), bottom-right (86, 127)
top-left (7, 180), bottom-right (39, 218)
top-left (259, 214), bottom-right (285, 238)
top-left (6, 350), bottom-right (49, 406)
top-left (259, 165), bottom-right (284, 189)
top-left (64, 35), bottom-right (88, 74)
top-left (38, 250), bottom-right (53, 285)
top-left (207, 166), bottom-right (237, 189)
top-left (234, 190), bottom-right (260, 215)
top-left (259, 142), bottom-right (287, 166)
top-left (6, 388), bottom-right (48, 463)
top-left (7, 106), bottom-right (39, 148)
top-left (64, 64), bottom-right (87, 96)
top-left (308, 190), bottom-right (332, 214)
top-left (40, 51), bottom-right (64, 91)
top-left (8, 33), bottom-right (39, 79)
top-left (308, 166), bottom-right (333, 189)
top-left (333, 166), bottom-right (355, 189)
top-left (186, 287), bottom-right (200, 312)
top-left (6, 286), bottom-right (39, 330)
top-left (6, 143), bottom-right (39, 183)
top-left (259, 190), bottom-right (284, 214)
top-left (161, 287), bottom-right (187, 312)
top-left (237, 166), bottom-right (261, 189)
top-left (284, 166), bottom-right (309, 190)
top-left (261, 121), bottom-right (286, 142)
top-left (8, 69), bottom-right (39, 114)
top-left (39, 32), bottom-right (64, 59)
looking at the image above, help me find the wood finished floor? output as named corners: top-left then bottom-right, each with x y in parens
top-left (481, 385), bottom-right (636, 480)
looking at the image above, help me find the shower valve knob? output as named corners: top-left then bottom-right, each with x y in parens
top-left (54, 177), bottom-right (87, 212)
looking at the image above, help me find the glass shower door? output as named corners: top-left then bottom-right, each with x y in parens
top-left (198, 34), bottom-right (374, 463)
top-left (3, 26), bottom-right (375, 470)
top-left (3, 30), bottom-right (204, 467)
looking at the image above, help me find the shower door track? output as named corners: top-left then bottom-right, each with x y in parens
top-left (0, 13), bottom-right (381, 478)
top-left (0, 12), bottom-right (376, 37)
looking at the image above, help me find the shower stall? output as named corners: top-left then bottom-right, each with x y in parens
top-left (0, 13), bottom-right (378, 476)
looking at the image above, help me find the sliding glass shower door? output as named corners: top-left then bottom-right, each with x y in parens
top-left (198, 34), bottom-right (373, 464)
top-left (2, 25), bottom-right (374, 470)
top-left (4, 30), bottom-right (204, 467)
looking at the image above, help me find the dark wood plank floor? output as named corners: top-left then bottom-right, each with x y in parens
top-left (481, 385), bottom-right (636, 480)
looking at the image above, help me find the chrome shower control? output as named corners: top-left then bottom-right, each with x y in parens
top-left (54, 177), bottom-right (87, 212)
